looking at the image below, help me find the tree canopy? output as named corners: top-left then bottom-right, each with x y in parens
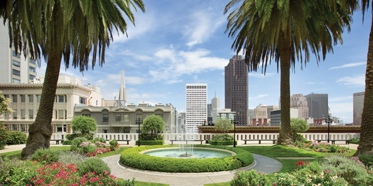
top-left (71, 116), bottom-right (97, 135)
top-left (141, 115), bottom-right (164, 138)
top-left (290, 118), bottom-right (309, 134)
top-left (214, 118), bottom-right (234, 133)
top-left (0, 92), bottom-right (12, 115)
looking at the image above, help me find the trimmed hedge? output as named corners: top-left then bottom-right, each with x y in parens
top-left (135, 140), bottom-right (164, 145)
top-left (62, 140), bottom-right (72, 145)
top-left (210, 140), bottom-right (237, 145)
top-left (120, 145), bottom-right (254, 172)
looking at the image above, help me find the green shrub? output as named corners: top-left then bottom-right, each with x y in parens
top-left (212, 134), bottom-right (234, 141)
top-left (6, 131), bottom-right (27, 145)
top-left (58, 151), bottom-right (87, 165)
top-left (77, 157), bottom-right (111, 176)
top-left (94, 137), bottom-right (106, 143)
top-left (329, 144), bottom-right (338, 152)
top-left (82, 145), bottom-right (96, 153)
top-left (109, 139), bottom-right (118, 146)
top-left (118, 178), bottom-right (136, 186)
top-left (0, 157), bottom-right (38, 185)
top-left (349, 138), bottom-right (359, 144)
top-left (71, 137), bottom-right (88, 148)
top-left (0, 122), bottom-right (8, 149)
top-left (139, 133), bottom-right (163, 140)
top-left (210, 140), bottom-right (237, 145)
top-left (66, 133), bottom-right (94, 140)
top-left (358, 154), bottom-right (373, 168)
top-left (120, 145), bottom-right (254, 172)
top-left (136, 140), bottom-right (164, 145)
top-left (31, 148), bottom-right (59, 165)
top-left (62, 140), bottom-right (72, 145)
top-left (230, 170), bottom-right (270, 186)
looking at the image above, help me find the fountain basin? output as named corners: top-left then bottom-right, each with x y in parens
top-left (141, 147), bottom-right (237, 159)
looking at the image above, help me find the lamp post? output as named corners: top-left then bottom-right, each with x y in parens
top-left (324, 116), bottom-right (333, 143)
top-left (136, 118), bottom-right (142, 146)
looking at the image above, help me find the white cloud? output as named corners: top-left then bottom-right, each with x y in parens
top-left (329, 62), bottom-right (366, 70)
top-left (183, 9), bottom-right (225, 47)
top-left (329, 96), bottom-right (353, 102)
top-left (336, 75), bottom-right (365, 86)
top-left (154, 49), bottom-right (177, 63)
top-left (119, 50), bottom-right (153, 61)
top-left (249, 73), bottom-right (275, 78)
top-left (249, 94), bottom-right (269, 99)
top-left (95, 73), bottom-right (147, 87)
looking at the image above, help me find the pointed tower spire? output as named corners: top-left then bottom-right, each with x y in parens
top-left (215, 90), bottom-right (217, 98)
top-left (119, 69), bottom-right (127, 105)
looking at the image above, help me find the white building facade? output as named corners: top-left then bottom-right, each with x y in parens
top-left (185, 84), bottom-right (207, 133)
top-left (211, 93), bottom-right (220, 123)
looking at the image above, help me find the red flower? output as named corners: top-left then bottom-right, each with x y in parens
top-left (46, 155), bottom-right (49, 158)
top-left (306, 161), bottom-right (308, 166)
top-left (295, 162), bottom-right (299, 168)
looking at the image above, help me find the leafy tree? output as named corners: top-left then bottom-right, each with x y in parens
top-left (214, 118), bottom-right (234, 133)
top-left (0, 92), bottom-right (12, 115)
top-left (141, 115), bottom-right (164, 139)
top-left (290, 118), bottom-right (309, 134)
top-left (0, 0), bottom-right (145, 159)
top-left (71, 116), bottom-right (97, 135)
top-left (224, 0), bottom-right (351, 146)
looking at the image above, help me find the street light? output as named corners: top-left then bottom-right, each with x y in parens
top-left (324, 115), bottom-right (333, 143)
top-left (136, 118), bottom-right (142, 146)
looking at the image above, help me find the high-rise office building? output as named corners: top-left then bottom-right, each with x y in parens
top-left (185, 84), bottom-right (207, 133)
top-left (211, 92), bottom-right (220, 123)
top-left (0, 19), bottom-right (36, 84)
top-left (225, 55), bottom-right (248, 125)
top-left (305, 93), bottom-right (328, 119)
top-left (290, 94), bottom-right (309, 119)
top-left (353, 91), bottom-right (365, 125)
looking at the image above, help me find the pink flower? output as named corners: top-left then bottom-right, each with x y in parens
top-left (273, 182), bottom-right (277, 186)
top-left (46, 155), bottom-right (49, 158)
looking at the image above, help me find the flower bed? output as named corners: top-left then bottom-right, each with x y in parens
top-left (70, 139), bottom-right (120, 157)
top-left (294, 140), bottom-right (350, 153)
top-left (120, 145), bottom-right (254, 172)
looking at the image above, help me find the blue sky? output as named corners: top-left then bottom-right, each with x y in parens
top-left (37, 1), bottom-right (370, 123)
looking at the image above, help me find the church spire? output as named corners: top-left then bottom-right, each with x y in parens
top-left (119, 69), bottom-right (127, 106)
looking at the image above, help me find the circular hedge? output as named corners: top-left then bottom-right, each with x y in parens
top-left (119, 145), bottom-right (254, 172)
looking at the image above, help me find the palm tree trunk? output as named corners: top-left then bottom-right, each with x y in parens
top-left (354, 13), bottom-right (373, 156)
top-left (277, 30), bottom-right (293, 146)
top-left (21, 54), bottom-right (62, 159)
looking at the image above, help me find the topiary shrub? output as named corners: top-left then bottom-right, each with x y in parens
top-left (62, 140), bottom-right (72, 145)
top-left (66, 133), bottom-right (94, 141)
top-left (77, 157), bottom-right (111, 176)
top-left (0, 122), bottom-right (8, 149)
top-left (349, 138), bottom-right (359, 144)
top-left (31, 149), bottom-right (59, 165)
top-left (82, 145), bottom-right (96, 153)
top-left (136, 140), bottom-right (164, 145)
top-left (71, 137), bottom-right (88, 148)
top-left (94, 137), bottom-right (106, 143)
top-left (210, 140), bottom-right (237, 145)
top-left (6, 131), bottom-right (27, 145)
top-left (212, 134), bottom-right (234, 141)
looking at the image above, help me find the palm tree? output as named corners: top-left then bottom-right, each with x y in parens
top-left (0, 0), bottom-right (145, 159)
top-left (224, 0), bottom-right (352, 146)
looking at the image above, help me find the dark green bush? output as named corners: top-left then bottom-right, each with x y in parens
top-left (71, 137), bottom-right (88, 148)
top-left (139, 133), bottom-right (163, 140)
top-left (212, 134), bottom-right (234, 141)
top-left (358, 154), bottom-right (373, 167)
top-left (349, 138), bottom-right (359, 144)
top-left (62, 140), bottom-right (72, 145)
top-left (31, 149), bottom-right (59, 165)
top-left (136, 140), bottom-right (164, 145)
top-left (82, 145), bottom-right (96, 153)
top-left (230, 169), bottom-right (270, 186)
top-left (210, 140), bottom-right (237, 145)
top-left (77, 157), bottom-right (111, 176)
top-left (94, 137), bottom-right (106, 143)
top-left (118, 178), bottom-right (136, 186)
top-left (66, 133), bottom-right (93, 141)
top-left (109, 139), bottom-right (118, 146)
top-left (6, 131), bottom-right (27, 145)
top-left (120, 145), bottom-right (253, 172)
top-left (0, 157), bottom-right (37, 185)
top-left (0, 122), bottom-right (9, 149)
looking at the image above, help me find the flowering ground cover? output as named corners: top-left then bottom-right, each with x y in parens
top-left (294, 140), bottom-right (351, 153)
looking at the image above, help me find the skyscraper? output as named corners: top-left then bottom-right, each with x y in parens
top-left (353, 91), bottom-right (365, 125)
top-left (290, 94), bottom-right (309, 119)
top-left (225, 55), bottom-right (248, 125)
top-left (118, 69), bottom-right (127, 106)
top-left (185, 84), bottom-right (207, 133)
top-left (211, 92), bottom-right (220, 123)
top-left (0, 19), bottom-right (36, 84)
top-left (305, 93), bottom-right (328, 119)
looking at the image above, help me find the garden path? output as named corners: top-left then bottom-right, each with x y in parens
top-left (101, 153), bottom-right (282, 186)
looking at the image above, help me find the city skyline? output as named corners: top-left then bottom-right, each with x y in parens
top-left (30, 0), bottom-right (368, 124)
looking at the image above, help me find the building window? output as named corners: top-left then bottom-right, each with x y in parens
top-left (29, 58), bottom-right (36, 64)
top-left (29, 74), bottom-right (35, 81)
top-left (58, 110), bottom-right (64, 119)
top-left (65, 110), bottom-right (67, 119)
top-left (12, 69), bottom-right (20, 76)
top-left (79, 97), bottom-right (86, 104)
top-left (12, 51), bottom-right (20, 58)
top-left (37, 95), bottom-right (41, 102)
top-left (12, 125), bottom-right (17, 131)
top-left (103, 114), bottom-right (109, 122)
top-left (58, 95), bottom-right (64, 102)
top-left (13, 110), bottom-right (17, 119)
top-left (29, 110), bottom-right (34, 119)
top-left (124, 114), bottom-right (129, 123)
top-left (20, 95), bottom-right (25, 102)
top-left (21, 125), bottom-right (25, 132)
top-left (82, 114), bottom-right (90, 117)
top-left (12, 95), bottom-right (17, 102)
top-left (21, 110), bottom-right (25, 119)
top-left (55, 110), bottom-right (58, 119)
top-left (29, 95), bottom-right (33, 102)
top-left (29, 66), bottom-right (36, 73)
top-left (12, 78), bottom-right (20, 83)
top-left (57, 125), bottom-right (63, 132)
top-left (115, 114), bottom-right (121, 122)
top-left (4, 95), bottom-right (9, 98)
top-left (5, 111), bottom-right (9, 119)
top-left (136, 114), bottom-right (143, 121)
top-left (96, 100), bottom-right (98, 106)
top-left (12, 60), bottom-right (20, 67)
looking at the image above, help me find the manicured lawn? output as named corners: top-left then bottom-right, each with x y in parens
top-left (95, 146), bottom-right (130, 158)
top-left (0, 146), bottom-right (70, 159)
